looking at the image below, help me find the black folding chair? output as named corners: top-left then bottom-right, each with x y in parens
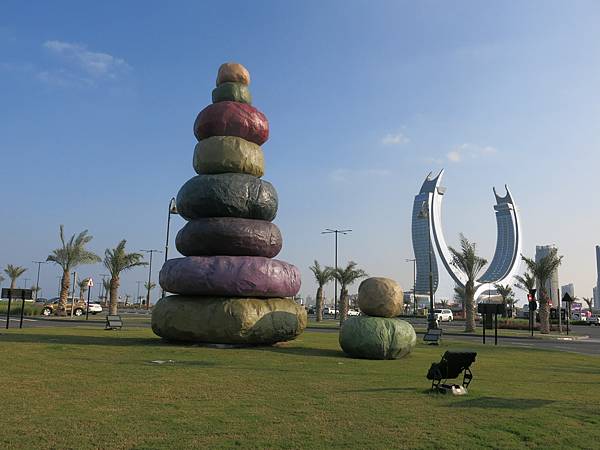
top-left (426, 351), bottom-right (477, 391)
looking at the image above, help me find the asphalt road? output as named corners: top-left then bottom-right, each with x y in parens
top-left (3, 314), bottom-right (600, 356)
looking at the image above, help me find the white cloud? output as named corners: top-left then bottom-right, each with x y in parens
top-left (381, 132), bottom-right (409, 146)
top-left (447, 150), bottom-right (462, 163)
top-left (329, 168), bottom-right (391, 183)
top-left (41, 40), bottom-right (130, 84)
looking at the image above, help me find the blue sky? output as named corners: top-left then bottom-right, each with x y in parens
top-left (1, 1), bottom-right (600, 304)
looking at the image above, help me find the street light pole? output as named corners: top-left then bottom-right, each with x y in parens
top-left (321, 228), bottom-right (352, 320)
top-left (162, 198), bottom-right (178, 298)
top-left (405, 258), bottom-right (416, 315)
top-left (141, 249), bottom-right (161, 310)
top-left (32, 261), bottom-right (47, 300)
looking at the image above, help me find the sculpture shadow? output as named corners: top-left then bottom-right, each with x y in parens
top-left (445, 396), bottom-right (554, 409)
top-left (0, 332), bottom-right (162, 347)
top-left (256, 345), bottom-right (345, 359)
top-left (340, 387), bottom-right (421, 394)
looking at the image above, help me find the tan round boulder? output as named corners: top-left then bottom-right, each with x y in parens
top-left (216, 62), bottom-right (250, 86)
top-left (358, 277), bottom-right (404, 318)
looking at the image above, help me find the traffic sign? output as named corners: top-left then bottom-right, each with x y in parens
top-left (87, 278), bottom-right (94, 288)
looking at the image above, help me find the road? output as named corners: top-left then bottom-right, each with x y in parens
top-left (3, 314), bottom-right (600, 356)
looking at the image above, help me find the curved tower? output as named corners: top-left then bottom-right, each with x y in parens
top-left (412, 170), bottom-right (522, 300)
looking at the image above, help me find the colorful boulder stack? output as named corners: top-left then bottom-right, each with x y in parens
top-left (339, 277), bottom-right (416, 359)
top-left (151, 62), bottom-right (307, 345)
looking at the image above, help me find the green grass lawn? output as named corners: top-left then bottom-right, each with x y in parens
top-left (1, 327), bottom-right (598, 449)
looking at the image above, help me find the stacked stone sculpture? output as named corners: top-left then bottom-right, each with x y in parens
top-left (339, 277), bottom-right (416, 359)
top-left (152, 62), bottom-right (307, 345)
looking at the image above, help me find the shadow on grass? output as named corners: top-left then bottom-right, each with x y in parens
top-left (0, 333), bottom-right (162, 347)
top-left (254, 345), bottom-right (345, 358)
top-left (446, 396), bottom-right (554, 409)
top-left (340, 387), bottom-right (422, 394)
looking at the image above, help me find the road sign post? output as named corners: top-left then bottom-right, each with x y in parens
top-left (2, 289), bottom-right (33, 329)
top-left (562, 292), bottom-right (574, 336)
top-left (86, 278), bottom-right (94, 321)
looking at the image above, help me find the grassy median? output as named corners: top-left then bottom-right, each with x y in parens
top-left (0, 326), bottom-right (598, 449)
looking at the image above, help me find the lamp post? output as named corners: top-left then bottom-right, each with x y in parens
top-left (405, 258), bottom-right (416, 315)
top-left (418, 200), bottom-right (437, 330)
top-left (321, 228), bottom-right (352, 320)
top-left (162, 197), bottom-right (178, 298)
top-left (141, 249), bottom-right (161, 310)
top-left (32, 261), bottom-right (47, 300)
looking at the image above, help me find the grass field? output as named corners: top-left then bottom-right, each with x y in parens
top-left (1, 327), bottom-right (598, 449)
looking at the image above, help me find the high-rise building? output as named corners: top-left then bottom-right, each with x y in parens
top-left (561, 283), bottom-right (575, 299)
top-left (535, 245), bottom-right (560, 305)
top-left (411, 174), bottom-right (439, 295)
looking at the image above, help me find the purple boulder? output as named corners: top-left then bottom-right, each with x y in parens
top-left (176, 218), bottom-right (282, 258)
top-left (160, 256), bottom-right (301, 298)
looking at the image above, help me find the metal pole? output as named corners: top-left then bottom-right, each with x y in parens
top-left (567, 303), bottom-right (570, 335)
top-left (147, 251), bottom-right (153, 309)
top-left (482, 312), bottom-right (486, 344)
top-left (162, 199), bottom-right (175, 299)
top-left (136, 281), bottom-right (142, 305)
top-left (5, 292), bottom-right (11, 329)
top-left (33, 261), bottom-right (46, 301)
top-left (19, 290), bottom-right (25, 329)
top-left (494, 312), bottom-right (498, 346)
top-left (334, 232), bottom-right (338, 320)
top-left (558, 288), bottom-right (562, 334)
top-left (86, 283), bottom-right (91, 320)
top-left (23, 278), bottom-right (30, 290)
top-left (427, 214), bottom-right (436, 330)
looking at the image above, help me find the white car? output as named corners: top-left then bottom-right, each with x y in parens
top-left (588, 316), bottom-right (600, 326)
top-left (323, 307), bottom-right (339, 316)
top-left (87, 303), bottom-right (103, 315)
top-left (434, 309), bottom-right (453, 322)
top-left (347, 309), bottom-right (360, 316)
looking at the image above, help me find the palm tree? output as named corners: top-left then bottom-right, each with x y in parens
top-left (0, 274), bottom-right (4, 287)
top-left (330, 261), bottom-right (367, 324)
top-left (515, 271), bottom-right (536, 294)
top-left (448, 234), bottom-right (488, 332)
top-left (581, 297), bottom-right (593, 311)
top-left (309, 260), bottom-right (333, 322)
top-left (521, 248), bottom-right (563, 334)
top-left (144, 281), bottom-right (156, 307)
top-left (494, 283), bottom-right (516, 318)
top-left (4, 264), bottom-right (27, 290)
top-left (78, 278), bottom-right (90, 302)
top-left (104, 240), bottom-right (147, 315)
top-left (46, 225), bottom-right (101, 315)
top-left (102, 278), bottom-right (111, 306)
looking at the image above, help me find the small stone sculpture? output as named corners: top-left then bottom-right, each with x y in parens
top-left (339, 277), bottom-right (416, 359)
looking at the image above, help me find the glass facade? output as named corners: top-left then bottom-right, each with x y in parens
top-left (411, 192), bottom-right (439, 295)
top-left (478, 203), bottom-right (517, 283)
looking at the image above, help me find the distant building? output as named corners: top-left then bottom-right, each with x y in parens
top-left (535, 245), bottom-right (559, 305)
top-left (561, 283), bottom-right (575, 299)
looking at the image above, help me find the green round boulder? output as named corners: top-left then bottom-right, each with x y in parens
top-left (339, 316), bottom-right (416, 360)
top-left (212, 82), bottom-right (252, 104)
top-left (193, 136), bottom-right (264, 177)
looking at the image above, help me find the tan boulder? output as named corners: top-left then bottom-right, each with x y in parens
top-left (193, 136), bottom-right (264, 177)
top-left (358, 277), bottom-right (404, 318)
top-left (216, 62), bottom-right (250, 86)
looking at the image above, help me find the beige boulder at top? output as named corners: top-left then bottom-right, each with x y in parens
top-left (216, 62), bottom-right (250, 86)
top-left (357, 277), bottom-right (404, 318)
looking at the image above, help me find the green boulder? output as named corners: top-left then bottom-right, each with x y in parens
top-left (339, 316), bottom-right (416, 360)
top-left (212, 82), bottom-right (252, 104)
top-left (151, 296), bottom-right (306, 345)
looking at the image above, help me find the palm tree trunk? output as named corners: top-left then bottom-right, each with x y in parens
top-left (109, 276), bottom-right (119, 315)
top-left (58, 270), bottom-right (70, 316)
top-left (316, 286), bottom-right (324, 322)
top-left (464, 284), bottom-right (476, 332)
top-left (339, 286), bottom-right (349, 324)
top-left (539, 301), bottom-right (550, 334)
top-left (10, 278), bottom-right (17, 289)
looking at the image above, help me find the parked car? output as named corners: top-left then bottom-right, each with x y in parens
top-left (434, 309), bottom-right (453, 322)
top-left (588, 316), bottom-right (600, 326)
top-left (41, 298), bottom-right (86, 316)
top-left (323, 307), bottom-right (339, 316)
top-left (87, 302), bottom-right (103, 315)
top-left (347, 309), bottom-right (360, 316)
top-left (307, 306), bottom-right (316, 314)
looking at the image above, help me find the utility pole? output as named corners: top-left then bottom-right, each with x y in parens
top-left (32, 261), bottom-right (47, 300)
top-left (405, 258), bottom-right (416, 315)
top-left (321, 228), bottom-right (352, 320)
top-left (140, 249), bottom-right (162, 310)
